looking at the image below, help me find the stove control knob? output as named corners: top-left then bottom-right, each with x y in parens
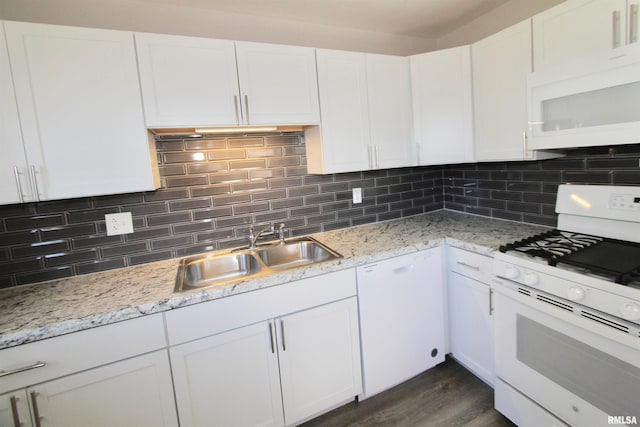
top-left (620, 303), bottom-right (640, 321)
top-left (504, 266), bottom-right (519, 280)
top-left (567, 286), bottom-right (586, 301)
top-left (522, 272), bottom-right (539, 286)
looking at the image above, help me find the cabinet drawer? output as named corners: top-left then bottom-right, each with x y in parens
top-left (0, 313), bottom-right (166, 393)
top-left (165, 268), bottom-right (357, 346)
top-left (446, 246), bottom-right (494, 284)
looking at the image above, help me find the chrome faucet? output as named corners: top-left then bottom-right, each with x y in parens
top-left (248, 224), bottom-right (274, 248)
top-left (247, 223), bottom-right (287, 248)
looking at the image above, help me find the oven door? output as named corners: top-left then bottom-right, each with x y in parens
top-left (494, 287), bottom-right (640, 427)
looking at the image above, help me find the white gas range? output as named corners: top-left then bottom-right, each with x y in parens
top-left (491, 184), bottom-right (640, 427)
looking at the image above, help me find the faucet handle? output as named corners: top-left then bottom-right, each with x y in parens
top-left (278, 223), bottom-right (286, 244)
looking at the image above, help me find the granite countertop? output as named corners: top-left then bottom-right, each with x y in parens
top-left (0, 210), bottom-right (548, 350)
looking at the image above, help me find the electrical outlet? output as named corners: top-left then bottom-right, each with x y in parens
top-left (105, 212), bottom-right (134, 236)
top-left (352, 187), bottom-right (362, 204)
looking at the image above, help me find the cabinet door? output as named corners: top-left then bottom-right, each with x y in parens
top-left (0, 390), bottom-right (33, 427)
top-left (135, 33), bottom-right (240, 127)
top-left (0, 22), bottom-right (34, 205)
top-left (533, 0), bottom-right (630, 71)
top-left (235, 41), bottom-right (320, 125)
top-left (473, 20), bottom-right (532, 161)
top-left (4, 21), bottom-right (159, 201)
top-left (448, 271), bottom-right (495, 386)
top-left (410, 46), bottom-right (474, 165)
top-left (26, 350), bottom-right (177, 427)
top-left (170, 321), bottom-right (284, 427)
top-left (277, 297), bottom-right (362, 425)
top-left (309, 49), bottom-right (370, 174)
top-left (366, 54), bottom-right (415, 169)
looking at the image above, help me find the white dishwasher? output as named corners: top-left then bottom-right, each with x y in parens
top-left (356, 247), bottom-right (446, 399)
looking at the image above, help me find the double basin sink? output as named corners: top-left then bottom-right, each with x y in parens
top-left (175, 237), bottom-right (342, 292)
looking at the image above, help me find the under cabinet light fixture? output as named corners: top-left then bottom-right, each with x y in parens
top-left (194, 126), bottom-right (278, 134)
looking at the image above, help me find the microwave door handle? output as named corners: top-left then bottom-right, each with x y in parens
top-left (630, 4), bottom-right (639, 44)
top-left (613, 10), bottom-right (621, 48)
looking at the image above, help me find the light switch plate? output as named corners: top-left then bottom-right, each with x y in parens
top-left (105, 212), bottom-right (134, 236)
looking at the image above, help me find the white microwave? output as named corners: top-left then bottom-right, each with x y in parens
top-left (527, 44), bottom-right (640, 150)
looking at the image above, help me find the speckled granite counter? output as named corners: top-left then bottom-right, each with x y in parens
top-left (0, 210), bottom-right (548, 350)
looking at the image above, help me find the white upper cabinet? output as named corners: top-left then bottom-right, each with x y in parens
top-left (473, 19), bottom-right (562, 162)
top-left (137, 34), bottom-right (320, 128)
top-left (307, 49), bottom-right (413, 174)
top-left (0, 22), bottom-right (34, 205)
top-left (365, 54), bottom-right (414, 169)
top-left (533, 0), bottom-right (639, 71)
top-left (235, 41), bottom-right (320, 126)
top-left (307, 49), bottom-right (370, 174)
top-left (410, 46), bottom-right (474, 165)
top-left (135, 33), bottom-right (240, 127)
top-left (4, 21), bottom-right (160, 202)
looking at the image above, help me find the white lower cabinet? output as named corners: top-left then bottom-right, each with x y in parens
top-left (446, 246), bottom-right (495, 386)
top-left (166, 269), bottom-right (362, 427)
top-left (0, 313), bottom-right (175, 427)
top-left (171, 297), bottom-right (361, 427)
top-left (277, 298), bottom-right (361, 425)
top-left (170, 321), bottom-right (285, 427)
top-left (24, 351), bottom-right (176, 427)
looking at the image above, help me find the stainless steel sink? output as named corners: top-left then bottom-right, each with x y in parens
top-left (174, 237), bottom-right (341, 292)
top-left (175, 252), bottom-right (263, 291)
top-left (255, 239), bottom-right (340, 269)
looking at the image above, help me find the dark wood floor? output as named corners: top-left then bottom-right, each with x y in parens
top-left (301, 357), bottom-right (515, 427)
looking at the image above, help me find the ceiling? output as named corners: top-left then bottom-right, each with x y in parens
top-left (134, 0), bottom-right (513, 39)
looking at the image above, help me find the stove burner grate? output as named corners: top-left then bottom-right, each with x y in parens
top-left (499, 230), bottom-right (603, 264)
top-left (501, 229), bottom-right (640, 287)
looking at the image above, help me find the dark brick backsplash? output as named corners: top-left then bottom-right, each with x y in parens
top-left (2, 134), bottom-right (639, 289)
top-left (443, 143), bottom-right (640, 227)
top-left (0, 132), bottom-right (442, 288)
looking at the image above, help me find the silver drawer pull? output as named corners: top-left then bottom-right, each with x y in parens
top-left (456, 261), bottom-right (480, 271)
top-left (0, 361), bottom-right (46, 378)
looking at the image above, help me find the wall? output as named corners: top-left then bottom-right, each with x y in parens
top-left (0, 0), bottom-right (562, 55)
top-left (443, 144), bottom-right (640, 226)
top-left (2, 138), bottom-right (639, 290)
top-left (0, 133), bottom-right (442, 289)
top-left (0, 0), bottom-right (438, 55)
top-left (436, 0), bottom-right (564, 49)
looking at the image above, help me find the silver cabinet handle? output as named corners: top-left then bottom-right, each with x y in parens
top-left (13, 166), bottom-right (25, 203)
top-left (456, 261), bottom-right (480, 271)
top-left (280, 320), bottom-right (286, 351)
top-left (30, 391), bottom-right (43, 427)
top-left (374, 145), bottom-right (380, 168)
top-left (522, 131), bottom-right (528, 160)
top-left (0, 361), bottom-right (46, 378)
top-left (489, 288), bottom-right (494, 316)
top-left (367, 146), bottom-right (373, 169)
top-left (234, 95), bottom-right (241, 125)
top-left (30, 165), bottom-right (41, 201)
top-left (9, 395), bottom-right (22, 427)
top-left (630, 4), bottom-right (639, 44)
top-left (244, 94), bottom-right (250, 125)
top-left (268, 322), bottom-right (276, 354)
top-left (613, 10), bottom-right (622, 48)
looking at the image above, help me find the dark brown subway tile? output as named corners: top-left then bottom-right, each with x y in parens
top-left (185, 139), bottom-right (226, 150)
